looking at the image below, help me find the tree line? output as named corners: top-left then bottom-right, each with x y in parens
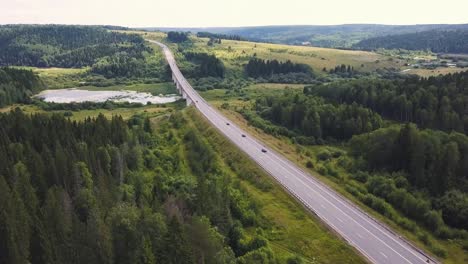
top-left (0, 109), bottom-right (285, 264)
top-left (245, 58), bottom-right (313, 78)
top-left (166, 31), bottom-right (189, 43)
top-left (349, 123), bottom-right (468, 233)
top-left (183, 52), bottom-right (225, 78)
top-left (196, 32), bottom-right (245, 41)
top-left (305, 71), bottom-right (468, 133)
top-left (0, 67), bottom-right (44, 107)
top-left (353, 29), bottom-right (468, 54)
top-left (253, 93), bottom-right (383, 141)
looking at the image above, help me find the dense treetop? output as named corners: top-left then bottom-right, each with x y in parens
top-left (245, 58), bottom-right (312, 78)
top-left (166, 31), bottom-right (189, 43)
top-left (252, 93), bottom-right (383, 142)
top-left (353, 30), bottom-right (468, 53)
top-left (305, 71), bottom-right (468, 134)
top-left (0, 109), bottom-right (290, 264)
top-left (183, 52), bottom-right (225, 78)
top-left (196, 32), bottom-right (244, 41)
top-left (0, 25), bottom-right (148, 68)
top-left (0, 67), bottom-right (44, 107)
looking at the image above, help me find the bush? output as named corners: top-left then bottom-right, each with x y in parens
top-left (417, 232), bottom-right (432, 246)
top-left (325, 163), bottom-right (339, 178)
top-left (305, 160), bottom-right (314, 168)
top-left (287, 255), bottom-right (304, 264)
top-left (396, 217), bottom-right (417, 232)
top-left (317, 165), bottom-right (328, 176)
top-left (317, 149), bottom-right (331, 161)
top-left (431, 245), bottom-right (447, 258)
top-left (352, 171), bottom-right (369, 183)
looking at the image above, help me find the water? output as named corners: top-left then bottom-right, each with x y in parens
top-left (35, 88), bottom-right (181, 104)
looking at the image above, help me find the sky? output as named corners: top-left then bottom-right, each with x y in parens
top-left (2, 0), bottom-right (468, 27)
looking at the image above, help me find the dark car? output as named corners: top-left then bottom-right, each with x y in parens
top-left (226, 122), bottom-right (230, 125)
top-left (242, 134), bottom-right (246, 137)
top-left (261, 148), bottom-right (267, 153)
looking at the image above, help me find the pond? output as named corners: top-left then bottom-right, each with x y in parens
top-left (34, 89), bottom-right (181, 104)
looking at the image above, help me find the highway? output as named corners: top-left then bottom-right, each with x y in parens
top-left (149, 39), bottom-right (436, 264)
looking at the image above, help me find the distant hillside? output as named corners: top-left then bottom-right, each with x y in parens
top-left (0, 25), bottom-right (147, 68)
top-left (143, 24), bottom-right (468, 48)
top-left (353, 30), bottom-right (468, 54)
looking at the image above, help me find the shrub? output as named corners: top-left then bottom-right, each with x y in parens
top-left (352, 171), bottom-right (369, 183)
top-left (317, 149), bottom-right (331, 161)
top-left (317, 165), bottom-right (328, 175)
top-left (431, 245), bottom-right (447, 258)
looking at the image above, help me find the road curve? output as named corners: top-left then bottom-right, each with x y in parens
top-left (149, 39), bottom-right (436, 264)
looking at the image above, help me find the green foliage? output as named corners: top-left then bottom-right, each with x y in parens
top-left (0, 108), bottom-right (284, 263)
top-left (0, 67), bottom-right (44, 106)
top-left (349, 124), bottom-right (468, 237)
top-left (0, 25), bottom-right (146, 68)
top-left (354, 30), bottom-right (468, 53)
top-left (254, 92), bottom-right (383, 141)
top-left (436, 190), bottom-right (468, 230)
top-left (306, 72), bottom-right (468, 133)
top-left (183, 52), bottom-right (225, 78)
top-left (245, 58), bottom-right (313, 78)
top-left (197, 32), bottom-right (245, 41)
top-left (167, 31), bottom-right (189, 43)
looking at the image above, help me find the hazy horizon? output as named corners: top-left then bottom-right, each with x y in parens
top-left (3, 0), bottom-right (468, 28)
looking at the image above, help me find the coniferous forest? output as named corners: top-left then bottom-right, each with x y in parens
top-left (0, 109), bottom-right (283, 264)
top-left (0, 25), bottom-right (147, 68)
top-left (353, 30), bottom-right (468, 53)
top-left (0, 67), bottom-right (44, 107)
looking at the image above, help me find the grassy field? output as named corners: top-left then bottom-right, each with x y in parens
top-left (402, 67), bottom-right (467, 77)
top-left (141, 31), bottom-right (405, 75)
top-left (185, 108), bottom-right (366, 264)
top-left (0, 103), bottom-right (181, 121)
top-left (76, 82), bottom-right (177, 95)
top-left (198, 83), bottom-right (468, 264)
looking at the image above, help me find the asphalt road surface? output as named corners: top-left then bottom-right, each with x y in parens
top-left (149, 39), bottom-right (436, 264)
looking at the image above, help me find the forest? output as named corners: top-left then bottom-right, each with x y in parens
top-left (350, 124), bottom-right (468, 232)
top-left (166, 31), bottom-right (189, 43)
top-left (353, 29), bottom-right (468, 53)
top-left (244, 58), bottom-right (313, 78)
top-left (183, 52), bottom-right (225, 78)
top-left (252, 93), bottom-right (383, 141)
top-left (196, 32), bottom-right (244, 41)
top-left (0, 67), bottom-right (44, 107)
top-left (305, 71), bottom-right (468, 133)
top-left (0, 25), bottom-right (148, 68)
top-left (0, 109), bottom-right (291, 264)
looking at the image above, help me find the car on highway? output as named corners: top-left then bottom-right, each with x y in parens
top-left (242, 134), bottom-right (246, 137)
top-left (261, 148), bottom-right (267, 153)
top-left (226, 122), bottom-right (230, 125)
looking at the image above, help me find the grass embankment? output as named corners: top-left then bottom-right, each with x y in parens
top-left (183, 107), bottom-right (366, 264)
top-left (200, 85), bottom-right (468, 264)
top-left (0, 102), bottom-right (182, 121)
top-left (76, 82), bottom-right (177, 95)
